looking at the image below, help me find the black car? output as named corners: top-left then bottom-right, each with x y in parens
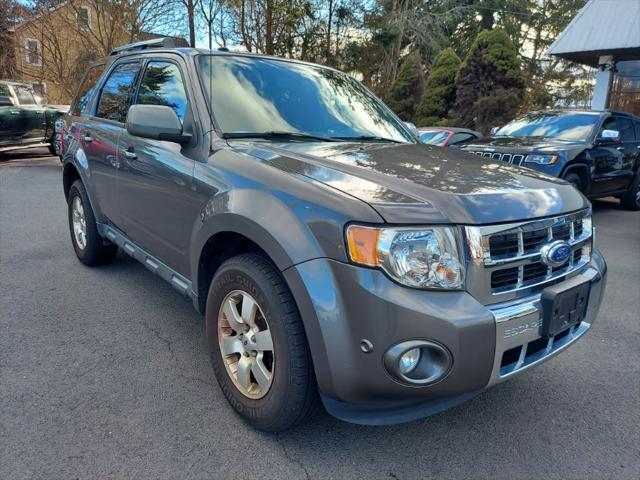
top-left (458, 110), bottom-right (640, 210)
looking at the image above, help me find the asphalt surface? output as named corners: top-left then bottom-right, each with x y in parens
top-left (1, 149), bottom-right (639, 480)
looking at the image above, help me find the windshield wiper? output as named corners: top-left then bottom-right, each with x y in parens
top-left (330, 135), bottom-right (404, 143)
top-left (222, 131), bottom-right (338, 142)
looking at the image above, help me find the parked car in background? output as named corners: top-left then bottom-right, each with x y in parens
top-left (60, 39), bottom-right (606, 431)
top-left (0, 80), bottom-right (68, 155)
top-left (458, 110), bottom-right (640, 210)
top-left (418, 127), bottom-right (482, 147)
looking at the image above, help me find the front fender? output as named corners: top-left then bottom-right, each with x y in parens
top-left (189, 186), bottom-right (345, 297)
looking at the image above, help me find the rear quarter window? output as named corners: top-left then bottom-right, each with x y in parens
top-left (71, 64), bottom-right (106, 116)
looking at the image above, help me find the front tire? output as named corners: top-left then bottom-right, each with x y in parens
top-left (206, 253), bottom-right (317, 431)
top-left (67, 180), bottom-right (118, 265)
top-left (619, 175), bottom-right (640, 211)
top-left (564, 172), bottom-right (584, 193)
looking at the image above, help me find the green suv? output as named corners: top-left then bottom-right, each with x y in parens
top-left (0, 80), bottom-right (68, 156)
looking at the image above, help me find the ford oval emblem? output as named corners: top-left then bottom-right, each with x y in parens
top-left (540, 240), bottom-right (572, 268)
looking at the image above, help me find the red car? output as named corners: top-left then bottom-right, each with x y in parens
top-left (418, 127), bottom-right (482, 147)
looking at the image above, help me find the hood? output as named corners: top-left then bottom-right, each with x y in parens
top-left (233, 141), bottom-right (589, 225)
top-left (458, 135), bottom-right (589, 152)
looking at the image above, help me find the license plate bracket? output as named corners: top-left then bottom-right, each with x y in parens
top-left (540, 280), bottom-right (591, 338)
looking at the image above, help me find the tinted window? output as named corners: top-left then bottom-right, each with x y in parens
top-left (72, 64), bottom-right (106, 116)
top-left (496, 112), bottom-right (599, 141)
top-left (419, 130), bottom-right (450, 146)
top-left (136, 61), bottom-right (188, 122)
top-left (198, 56), bottom-right (413, 143)
top-left (616, 117), bottom-right (635, 142)
top-left (635, 121), bottom-right (640, 141)
top-left (450, 132), bottom-right (475, 144)
top-left (0, 83), bottom-right (10, 97)
top-left (96, 62), bottom-right (140, 122)
top-left (13, 85), bottom-right (35, 105)
top-left (601, 116), bottom-right (617, 132)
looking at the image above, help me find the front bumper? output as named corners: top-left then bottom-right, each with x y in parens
top-left (284, 249), bottom-right (607, 425)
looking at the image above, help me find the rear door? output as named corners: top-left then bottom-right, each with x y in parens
top-left (614, 116), bottom-right (640, 190)
top-left (11, 84), bottom-right (46, 142)
top-left (88, 60), bottom-right (142, 228)
top-left (117, 57), bottom-right (199, 275)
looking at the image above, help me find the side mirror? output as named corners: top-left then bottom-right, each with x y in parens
top-left (596, 129), bottom-right (620, 144)
top-left (490, 126), bottom-right (500, 135)
top-left (403, 121), bottom-right (419, 137)
top-left (0, 95), bottom-right (14, 106)
top-left (126, 104), bottom-right (191, 144)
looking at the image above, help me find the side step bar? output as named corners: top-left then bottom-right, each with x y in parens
top-left (97, 223), bottom-right (193, 299)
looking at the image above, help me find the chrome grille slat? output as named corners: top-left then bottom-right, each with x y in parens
top-left (471, 151), bottom-right (526, 166)
top-left (464, 209), bottom-right (593, 305)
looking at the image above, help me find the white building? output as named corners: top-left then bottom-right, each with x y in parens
top-left (548, 0), bottom-right (640, 116)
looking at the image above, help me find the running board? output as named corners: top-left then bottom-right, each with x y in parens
top-left (97, 223), bottom-right (193, 299)
top-left (0, 142), bottom-right (50, 153)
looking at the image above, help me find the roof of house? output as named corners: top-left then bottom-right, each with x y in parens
top-left (548, 0), bottom-right (640, 66)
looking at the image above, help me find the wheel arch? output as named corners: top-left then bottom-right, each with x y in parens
top-left (63, 162), bottom-right (81, 200)
top-left (560, 162), bottom-right (591, 192)
top-left (194, 228), bottom-right (286, 314)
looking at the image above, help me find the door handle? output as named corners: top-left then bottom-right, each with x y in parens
top-left (122, 148), bottom-right (137, 159)
top-left (616, 146), bottom-right (625, 152)
top-left (9, 111), bottom-right (19, 115)
top-left (83, 134), bottom-right (92, 143)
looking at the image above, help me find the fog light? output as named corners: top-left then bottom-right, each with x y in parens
top-left (384, 340), bottom-right (452, 385)
top-left (399, 348), bottom-right (421, 374)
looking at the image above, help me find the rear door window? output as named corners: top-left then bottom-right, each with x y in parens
top-left (12, 85), bottom-right (36, 105)
top-left (450, 133), bottom-right (475, 145)
top-left (71, 63), bottom-right (106, 116)
top-left (616, 117), bottom-right (635, 142)
top-left (135, 61), bottom-right (188, 123)
top-left (96, 62), bottom-right (141, 123)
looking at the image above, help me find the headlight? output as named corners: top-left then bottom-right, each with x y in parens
top-left (524, 154), bottom-right (558, 165)
top-left (346, 225), bottom-right (464, 289)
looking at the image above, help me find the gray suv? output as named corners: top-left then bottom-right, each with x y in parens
top-left (60, 38), bottom-right (607, 431)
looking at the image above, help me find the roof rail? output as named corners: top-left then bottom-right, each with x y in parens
top-left (110, 37), bottom-right (189, 56)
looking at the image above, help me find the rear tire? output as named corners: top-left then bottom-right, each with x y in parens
top-left (563, 172), bottom-right (584, 193)
top-left (206, 253), bottom-right (318, 431)
top-left (67, 180), bottom-right (118, 265)
top-left (48, 136), bottom-right (57, 157)
top-left (619, 174), bottom-right (640, 211)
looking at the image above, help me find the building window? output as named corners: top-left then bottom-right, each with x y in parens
top-left (609, 60), bottom-right (640, 116)
top-left (24, 38), bottom-right (42, 66)
top-left (77, 6), bottom-right (91, 30)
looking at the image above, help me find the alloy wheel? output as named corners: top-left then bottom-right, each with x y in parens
top-left (71, 195), bottom-right (87, 250)
top-left (218, 290), bottom-right (274, 399)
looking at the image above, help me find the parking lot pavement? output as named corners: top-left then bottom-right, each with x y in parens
top-left (1, 150), bottom-right (639, 480)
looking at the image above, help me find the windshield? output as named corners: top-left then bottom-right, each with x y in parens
top-left (198, 55), bottom-right (414, 143)
top-left (495, 112), bottom-right (599, 141)
top-left (419, 130), bottom-right (450, 146)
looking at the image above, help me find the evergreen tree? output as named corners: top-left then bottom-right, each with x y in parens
top-left (451, 29), bottom-right (525, 133)
top-left (414, 48), bottom-right (461, 127)
top-left (385, 50), bottom-right (424, 121)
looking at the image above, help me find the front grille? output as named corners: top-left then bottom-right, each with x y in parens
top-left (465, 210), bottom-right (592, 304)
top-left (471, 151), bottom-right (525, 166)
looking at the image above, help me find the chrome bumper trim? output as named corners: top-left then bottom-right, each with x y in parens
top-left (486, 265), bottom-right (604, 387)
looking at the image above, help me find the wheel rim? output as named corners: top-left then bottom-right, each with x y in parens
top-left (218, 290), bottom-right (274, 399)
top-left (71, 195), bottom-right (87, 250)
